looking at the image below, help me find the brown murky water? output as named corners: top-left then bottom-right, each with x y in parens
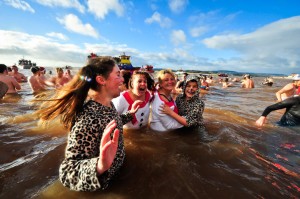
top-left (0, 70), bottom-right (299, 199)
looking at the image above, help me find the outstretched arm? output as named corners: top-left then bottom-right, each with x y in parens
top-left (255, 116), bottom-right (267, 127)
top-left (256, 97), bottom-right (295, 127)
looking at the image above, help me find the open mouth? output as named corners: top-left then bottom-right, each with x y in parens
top-left (139, 87), bottom-right (146, 92)
top-left (187, 90), bottom-right (196, 95)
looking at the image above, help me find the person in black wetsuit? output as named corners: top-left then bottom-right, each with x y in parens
top-left (256, 96), bottom-right (300, 126)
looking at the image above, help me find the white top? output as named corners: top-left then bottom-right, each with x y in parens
top-left (149, 91), bottom-right (183, 131)
top-left (112, 91), bottom-right (151, 129)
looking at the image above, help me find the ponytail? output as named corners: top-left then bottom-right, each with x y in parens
top-left (36, 56), bottom-right (116, 130)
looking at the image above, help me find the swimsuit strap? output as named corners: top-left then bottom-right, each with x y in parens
top-left (159, 93), bottom-right (172, 102)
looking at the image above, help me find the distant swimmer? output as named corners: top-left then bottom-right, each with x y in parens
top-left (241, 74), bottom-right (255, 88)
top-left (275, 74), bottom-right (300, 102)
top-left (28, 66), bottom-right (46, 93)
top-left (47, 67), bottom-right (70, 88)
top-left (11, 65), bottom-right (27, 82)
top-left (222, 77), bottom-right (233, 88)
top-left (0, 64), bottom-right (21, 94)
top-left (262, 77), bottom-right (274, 86)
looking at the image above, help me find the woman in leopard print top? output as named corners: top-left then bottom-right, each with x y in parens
top-left (160, 75), bottom-right (205, 128)
top-left (37, 57), bottom-right (142, 191)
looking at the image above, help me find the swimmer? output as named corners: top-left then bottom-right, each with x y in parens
top-left (0, 64), bottom-right (21, 94)
top-left (275, 74), bottom-right (300, 102)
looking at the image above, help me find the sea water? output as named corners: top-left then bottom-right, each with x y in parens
top-left (0, 69), bottom-right (299, 198)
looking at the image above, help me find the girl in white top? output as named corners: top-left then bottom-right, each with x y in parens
top-left (150, 69), bottom-right (183, 131)
top-left (113, 71), bottom-right (152, 129)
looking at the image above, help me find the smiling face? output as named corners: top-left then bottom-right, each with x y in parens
top-left (159, 73), bottom-right (176, 92)
top-left (131, 74), bottom-right (147, 97)
top-left (104, 65), bottom-right (124, 99)
top-left (184, 80), bottom-right (198, 100)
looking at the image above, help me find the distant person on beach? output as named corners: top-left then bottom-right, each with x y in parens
top-left (47, 67), bottom-right (70, 88)
top-left (241, 74), bottom-right (255, 88)
top-left (28, 66), bottom-right (46, 93)
top-left (36, 56), bottom-right (142, 191)
top-left (275, 74), bottom-right (300, 102)
top-left (0, 64), bottom-right (21, 94)
top-left (256, 96), bottom-right (300, 126)
top-left (160, 75), bottom-right (205, 128)
top-left (150, 69), bottom-right (183, 131)
top-left (113, 71), bottom-right (151, 129)
top-left (11, 65), bottom-right (27, 82)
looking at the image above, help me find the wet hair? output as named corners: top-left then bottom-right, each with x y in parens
top-left (156, 69), bottom-right (175, 84)
top-left (31, 66), bottom-right (40, 74)
top-left (56, 67), bottom-right (63, 73)
top-left (0, 64), bottom-right (7, 73)
top-left (36, 56), bottom-right (116, 130)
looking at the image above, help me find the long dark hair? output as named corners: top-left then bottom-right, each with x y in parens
top-left (36, 56), bottom-right (116, 130)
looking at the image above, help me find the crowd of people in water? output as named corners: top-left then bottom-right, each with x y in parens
top-left (0, 58), bottom-right (300, 191)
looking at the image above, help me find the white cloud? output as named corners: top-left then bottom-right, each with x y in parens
top-left (202, 16), bottom-right (300, 72)
top-left (168, 0), bottom-right (188, 13)
top-left (87, 0), bottom-right (124, 20)
top-left (170, 30), bottom-right (186, 46)
top-left (0, 30), bottom-right (86, 67)
top-left (145, 12), bottom-right (172, 28)
top-left (46, 32), bottom-right (68, 41)
top-left (57, 14), bottom-right (99, 39)
top-left (190, 26), bottom-right (208, 37)
top-left (4, 0), bottom-right (35, 13)
top-left (36, 0), bottom-right (85, 13)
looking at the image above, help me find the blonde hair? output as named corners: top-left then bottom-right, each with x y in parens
top-left (156, 69), bottom-right (175, 84)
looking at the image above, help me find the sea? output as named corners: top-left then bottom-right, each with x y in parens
top-left (0, 69), bottom-right (299, 199)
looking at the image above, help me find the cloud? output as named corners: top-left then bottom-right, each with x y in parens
top-left (202, 16), bottom-right (300, 73)
top-left (170, 30), bottom-right (186, 46)
top-left (4, 0), bottom-right (35, 13)
top-left (87, 0), bottom-right (124, 20)
top-left (57, 14), bottom-right (99, 39)
top-left (168, 0), bottom-right (188, 14)
top-left (0, 29), bottom-right (209, 72)
top-left (46, 32), bottom-right (68, 41)
top-left (36, 0), bottom-right (85, 13)
top-left (145, 12), bottom-right (172, 28)
top-left (0, 30), bottom-right (86, 67)
top-left (190, 26), bottom-right (208, 37)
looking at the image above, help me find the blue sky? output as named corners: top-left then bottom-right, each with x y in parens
top-left (0, 0), bottom-right (300, 75)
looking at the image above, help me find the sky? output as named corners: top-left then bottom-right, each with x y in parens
top-left (0, 0), bottom-right (300, 75)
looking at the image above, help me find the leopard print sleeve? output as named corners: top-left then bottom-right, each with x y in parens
top-left (185, 99), bottom-right (205, 127)
top-left (176, 96), bottom-right (205, 127)
top-left (59, 100), bottom-right (125, 191)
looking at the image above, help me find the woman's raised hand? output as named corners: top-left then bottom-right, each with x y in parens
top-left (96, 120), bottom-right (119, 175)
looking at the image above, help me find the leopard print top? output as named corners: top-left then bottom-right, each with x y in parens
top-left (175, 94), bottom-right (205, 127)
top-left (59, 100), bottom-right (132, 191)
